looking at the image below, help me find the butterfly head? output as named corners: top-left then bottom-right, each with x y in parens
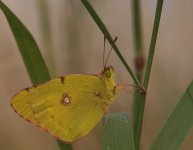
top-left (101, 66), bottom-right (115, 79)
top-left (100, 66), bottom-right (117, 104)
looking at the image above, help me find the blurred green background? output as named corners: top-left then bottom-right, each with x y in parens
top-left (0, 0), bottom-right (193, 149)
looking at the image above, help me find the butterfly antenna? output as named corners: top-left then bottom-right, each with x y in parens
top-left (103, 34), bottom-right (107, 69)
top-left (104, 36), bottom-right (118, 68)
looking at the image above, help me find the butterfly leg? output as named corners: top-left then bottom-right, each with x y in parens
top-left (101, 105), bottom-right (108, 129)
top-left (102, 113), bottom-right (108, 129)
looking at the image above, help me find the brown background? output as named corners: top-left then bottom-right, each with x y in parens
top-left (1, 0), bottom-right (193, 149)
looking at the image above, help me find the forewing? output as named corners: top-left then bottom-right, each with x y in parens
top-left (11, 74), bottom-right (107, 142)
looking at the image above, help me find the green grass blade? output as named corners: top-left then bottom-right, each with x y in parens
top-left (150, 80), bottom-right (193, 150)
top-left (0, 1), bottom-right (72, 149)
top-left (81, 0), bottom-right (141, 87)
top-left (0, 1), bottom-right (50, 85)
top-left (103, 112), bottom-right (135, 150)
top-left (143, 0), bottom-right (164, 90)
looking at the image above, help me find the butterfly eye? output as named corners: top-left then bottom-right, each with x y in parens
top-left (104, 70), bottom-right (111, 78)
top-left (103, 67), bottom-right (114, 78)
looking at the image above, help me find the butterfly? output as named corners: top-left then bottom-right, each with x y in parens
top-left (11, 36), bottom-right (130, 142)
top-left (11, 66), bottom-right (126, 142)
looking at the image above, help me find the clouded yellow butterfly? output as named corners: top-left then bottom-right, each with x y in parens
top-left (10, 36), bottom-right (127, 142)
top-left (11, 66), bottom-right (120, 142)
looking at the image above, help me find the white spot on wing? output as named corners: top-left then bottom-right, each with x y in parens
top-left (64, 97), bottom-right (70, 103)
top-left (61, 94), bottom-right (71, 105)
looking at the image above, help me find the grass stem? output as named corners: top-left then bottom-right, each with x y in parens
top-left (134, 0), bottom-right (164, 149)
top-left (131, 1), bottom-right (145, 148)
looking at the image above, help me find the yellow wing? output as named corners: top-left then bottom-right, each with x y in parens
top-left (11, 74), bottom-right (112, 142)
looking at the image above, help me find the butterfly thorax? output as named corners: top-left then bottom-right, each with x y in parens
top-left (100, 66), bottom-right (117, 105)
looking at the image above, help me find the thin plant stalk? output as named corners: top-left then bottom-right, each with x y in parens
top-left (131, 0), bottom-right (143, 57)
top-left (134, 0), bottom-right (164, 149)
top-left (131, 0), bottom-right (144, 82)
top-left (131, 0), bottom-right (145, 144)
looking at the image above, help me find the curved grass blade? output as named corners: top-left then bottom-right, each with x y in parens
top-left (0, 1), bottom-right (50, 85)
top-left (150, 80), bottom-right (193, 150)
top-left (103, 112), bottom-right (135, 150)
top-left (0, 1), bottom-right (72, 149)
